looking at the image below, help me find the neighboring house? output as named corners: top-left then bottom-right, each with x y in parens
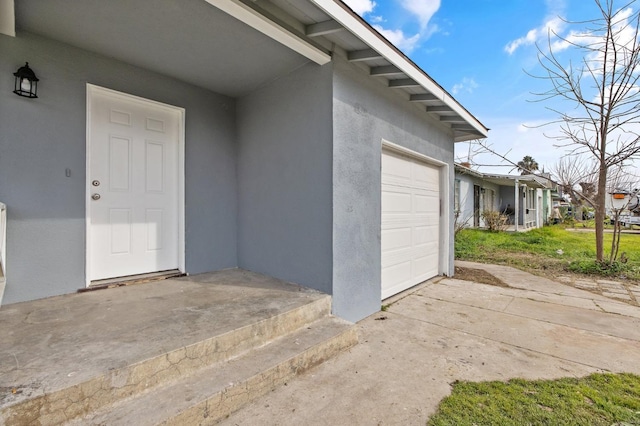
top-left (0, 0), bottom-right (487, 322)
top-left (454, 164), bottom-right (501, 228)
top-left (455, 164), bottom-right (549, 231)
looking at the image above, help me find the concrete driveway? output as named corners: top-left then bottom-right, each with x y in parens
top-left (221, 262), bottom-right (640, 426)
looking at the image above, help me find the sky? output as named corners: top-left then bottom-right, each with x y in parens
top-left (342, 0), bottom-right (639, 177)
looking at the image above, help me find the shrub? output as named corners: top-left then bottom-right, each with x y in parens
top-left (481, 210), bottom-right (508, 232)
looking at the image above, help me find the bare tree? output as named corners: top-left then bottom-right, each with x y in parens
top-left (534, 0), bottom-right (640, 263)
top-left (551, 156), bottom-right (598, 208)
top-left (455, 140), bottom-right (493, 168)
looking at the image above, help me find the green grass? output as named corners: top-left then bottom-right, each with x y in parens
top-left (428, 373), bottom-right (640, 426)
top-left (455, 226), bottom-right (640, 280)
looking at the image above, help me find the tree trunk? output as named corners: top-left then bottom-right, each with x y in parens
top-left (595, 163), bottom-right (608, 262)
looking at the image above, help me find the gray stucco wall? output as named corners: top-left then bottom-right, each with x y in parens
top-left (332, 56), bottom-right (455, 322)
top-left (236, 62), bottom-right (334, 294)
top-left (0, 32), bottom-right (237, 304)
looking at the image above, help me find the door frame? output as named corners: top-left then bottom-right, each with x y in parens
top-left (85, 84), bottom-right (186, 287)
top-left (380, 140), bottom-right (450, 282)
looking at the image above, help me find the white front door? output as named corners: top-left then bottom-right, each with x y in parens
top-left (87, 86), bottom-right (183, 282)
top-left (381, 149), bottom-right (441, 299)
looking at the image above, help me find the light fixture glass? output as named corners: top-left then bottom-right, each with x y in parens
top-left (13, 62), bottom-right (39, 98)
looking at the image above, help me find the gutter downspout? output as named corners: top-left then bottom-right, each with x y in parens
top-left (514, 179), bottom-right (519, 232)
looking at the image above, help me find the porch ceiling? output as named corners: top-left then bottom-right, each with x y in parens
top-left (15, 0), bottom-right (310, 97)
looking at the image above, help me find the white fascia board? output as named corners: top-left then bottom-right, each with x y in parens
top-left (309, 0), bottom-right (488, 138)
top-left (0, 0), bottom-right (15, 37)
top-left (205, 0), bottom-right (331, 65)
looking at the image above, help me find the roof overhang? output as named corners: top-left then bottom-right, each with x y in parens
top-left (455, 165), bottom-right (549, 189)
top-left (482, 174), bottom-right (548, 189)
top-left (308, 0), bottom-right (488, 141)
top-left (211, 0), bottom-right (488, 142)
top-left (454, 164), bottom-right (484, 178)
top-left (205, 0), bottom-right (331, 65)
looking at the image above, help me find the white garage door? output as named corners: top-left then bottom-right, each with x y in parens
top-left (381, 149), bottom-right (441, 299)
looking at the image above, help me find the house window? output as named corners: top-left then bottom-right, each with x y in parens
top-left (454, 179), bottom-right (461, 213)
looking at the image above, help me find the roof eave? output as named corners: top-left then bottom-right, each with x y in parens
top-left (309, 0), bottom-right (488, 140)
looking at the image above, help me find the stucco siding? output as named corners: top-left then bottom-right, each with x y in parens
top-left (236, 62), bottom-right (334, 295)
top-left (332, 56), bottom-right (455, 322)
top-left (0, 32), bottom-right (237, 303)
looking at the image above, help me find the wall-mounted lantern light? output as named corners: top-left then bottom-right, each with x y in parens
top-left (610, 189), bottom-right (629, 210)
top-left (13, 62), bottom-right (39, 98)
top-left (480, 187), bottom-right (486, 194)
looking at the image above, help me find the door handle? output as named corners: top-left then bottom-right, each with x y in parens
top-left (91, 193), bottom-right (101, 201)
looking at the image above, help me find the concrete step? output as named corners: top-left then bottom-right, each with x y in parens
top-left (1, 294), bottom-right (335, 425)
top-left (68, 316), bottom-right (357, 425)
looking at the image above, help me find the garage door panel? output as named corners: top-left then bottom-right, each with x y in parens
top-left (381, 247), bottom-right (414, 268)
top-left (416, 225), bottom-right (439, 242)
top-left (382, 245), bottom-right (432, 268)
top-left (382, 151), bottom-right (413, 180)
top-left (413, 162), bottom-right (440, 186)
top-left (382, 149), bottom-right (441, 300)
top-left (382, 190), bottom-right (412, 213)
top-left (381, 228), bottom-right (412, 252)
top-left (414, 226), bottom-right (429, 244)
top-left (382, 261), bottom-right (412, 287)
top-left (413, 253), bottom-right (438, 277)
top-left (414, 194), bottom-right (439, 214)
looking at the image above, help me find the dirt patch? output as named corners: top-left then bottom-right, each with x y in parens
top-left (454, 266), bottom-right (510, 288)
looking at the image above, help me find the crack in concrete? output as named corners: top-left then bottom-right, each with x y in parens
top-left (592, 300), bottom-right (607, 312)
top-left (396, 313), bottom-right (612, 373)
top-left (502, 297), bottom-right (516, 312)
top-left (394, 296), bottom-right (639, 346)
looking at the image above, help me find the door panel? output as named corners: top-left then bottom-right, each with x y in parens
top-left (88, 87), bottom-right (181, 281)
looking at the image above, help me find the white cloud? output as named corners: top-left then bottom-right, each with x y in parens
top-left (343, 0), bottom-right (376, 16)
top-left (400, 0), bottom-right (440, 29)
top-left (505, 16), bottom-right (565, 55)
top-left (373, 25), bottom-right (421, 52)
top-left (451, 77), bottom-right (478, 95)
top-left (346, 0), bottom-right (441, 55)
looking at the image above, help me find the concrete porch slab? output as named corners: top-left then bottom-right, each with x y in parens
top-left (0, 269), bottom-right (331, 420)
